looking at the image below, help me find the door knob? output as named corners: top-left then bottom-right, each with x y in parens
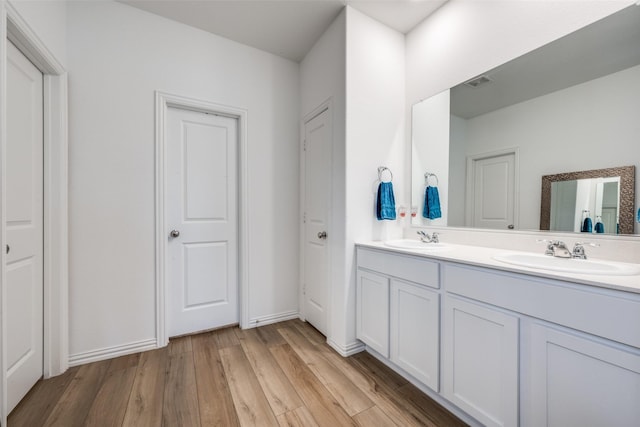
top-left (5, 244), bottom-right (9, 254)
top-left (170, 230), bottom-right (180, 238)
top-left (507, 224), bottom-right (515, 229)
top-left (317, 231), bottom-right (327, 239)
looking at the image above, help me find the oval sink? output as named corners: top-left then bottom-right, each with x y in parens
top-left (384, 239), bottom-right (449, 251)
top-left (492, 252), bottom-right (640, 276)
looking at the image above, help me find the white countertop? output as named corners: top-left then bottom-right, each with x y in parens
top-left (356, 240), bottom-right (640, 294)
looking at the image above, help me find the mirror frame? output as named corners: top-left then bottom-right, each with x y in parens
top-left (540, 165), bottom-right (635, 234)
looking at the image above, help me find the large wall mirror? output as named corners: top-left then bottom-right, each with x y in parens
top-left (411, 4), bottom-right (640, 235)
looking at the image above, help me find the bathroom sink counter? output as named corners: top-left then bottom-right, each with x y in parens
top-left (356, 241), bottom-right (640, 294)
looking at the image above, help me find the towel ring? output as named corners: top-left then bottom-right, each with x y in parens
top-left (378, 166), bottom-right (393, 182)
top-left (425, 172), bottom-right (439, 186)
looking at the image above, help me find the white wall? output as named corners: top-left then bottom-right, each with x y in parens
top-left (66, 1), bottom-right (300, 361)
top-left (299, 10), bottom-right (346, 347)
top-left (411, 89), bottom-right (449, 227)
top-left (343, 7), bottom-right (405, 351)
top-left (453, 64), bottom-right (640, 231)
top-left (8, 0), bottom-right (66, 66)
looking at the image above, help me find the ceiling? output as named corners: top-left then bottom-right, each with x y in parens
top-left (118, 0), bottom-right (448, 62)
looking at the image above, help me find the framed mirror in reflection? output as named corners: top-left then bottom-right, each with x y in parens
top-left (411, 5), bottom-right (640, 235)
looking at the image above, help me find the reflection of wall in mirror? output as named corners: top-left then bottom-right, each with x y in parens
top-left (411, 89), bottom-right (449, 226)
top-left (447, 63), bottom-right (640, 231)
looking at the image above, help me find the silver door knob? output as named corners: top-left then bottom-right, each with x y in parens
top-left (317, 231), bottom-right (327, 239)
top-left (170, 230), bottom-right (180, 238)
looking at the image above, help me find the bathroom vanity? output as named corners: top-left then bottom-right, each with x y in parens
top-left (355, 242), bottom-right (640, 427)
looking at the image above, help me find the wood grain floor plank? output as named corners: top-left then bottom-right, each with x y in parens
top-left (192, 332), bottom-right (241, 427)
top-left (215, 326), bottom-right (241, 348)
top-left (396, 383), bottom-right (468, 427)
top-left (7, 366), bottom-right (79, 427)
top-left (253, 322), bottom-right (287, 347)
top-left (270, 343), bottom-right (357, 427)
top-left (84, 366), bottom-right (137, 427)
top-left (162, 351), bottom-right (200, 427)
top-left (12, 321), bottom-right (465, 427)
top-left (121, 347), bottom-right (168, 427)
top-left (277, 406), bottom-right (320, 427)
top-left (220, 344), bottom-right (279, 426)
top-left (353, 406), bottom-right (397, 427)
top-left (43, 359), bottom-right (111, 426)
top-left (237, 328), bottom-right (303, 415)
top-left (279, 326), bottom-right (374, 416)
top-left (289, 320), bottom-right (325, 345)
top-left (168, 335), bottom-right (192, 355)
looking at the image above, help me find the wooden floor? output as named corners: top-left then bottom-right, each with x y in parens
top-left (9, 320), bottom-right (467, 427)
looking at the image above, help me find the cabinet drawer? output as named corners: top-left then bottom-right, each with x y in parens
top-left (357, 248), bottom-right (440, 289)
top-left (444, 263), bottom-right (640, 348)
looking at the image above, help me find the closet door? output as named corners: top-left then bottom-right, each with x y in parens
top-left (6, 40), bottom-right (44, 413)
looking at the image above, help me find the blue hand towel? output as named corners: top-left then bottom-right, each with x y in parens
top-left (376, 181), bottom-right (396, 220)
top-left (581, 217), bottom-right (592, 232)
top-left (594, 221), bottom-right (604, 233)
top-left (423, 186), bottom-right (442, 220)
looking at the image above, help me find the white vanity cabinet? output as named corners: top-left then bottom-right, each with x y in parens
top-left (442, 295), bottom-right (519, 427)
top-left (390, 279), bottom-right (439, 390)
top-left (355, 244), bottom-right (640, 427)
top-left (528, 322), bottom-right (640, 427)
top-left (356, 248), bottom-right (440, 388)
top-left (356, 269), bottom-right (389, 357)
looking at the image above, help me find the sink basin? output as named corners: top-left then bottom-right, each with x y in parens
top-left (384, 239), bottom-right (449, 251)
top-left (492, 252), bottom-right (640, 276)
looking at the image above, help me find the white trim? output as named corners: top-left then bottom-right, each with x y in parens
top-left (327, 339), bottom-right (365, 357)
top-left (300, 98), bottom-right (333, 337)
top-left (155, 91), bottom-right (249, 347)
top-left (1, 2), bottom-right (68, 423)
top-left (465, 147), bottom-right (520, 228)
top-left (68, 339), bottom-right (158, 367)
top-left (247, 310), bottom-right (300, 328)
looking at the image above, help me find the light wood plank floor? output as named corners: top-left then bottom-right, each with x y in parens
top-left (9, 320), bottom-right (467, 427)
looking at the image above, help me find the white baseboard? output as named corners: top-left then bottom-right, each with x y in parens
top-left (247, 310), bottom-right (300, 328)
top-left (327, 338), bottom-right (365, 357)
top-left (68, 338), bottom-right (158, 367)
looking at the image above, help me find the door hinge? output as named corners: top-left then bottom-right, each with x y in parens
top-left (303, 139), bottom-right (307, 151)
top-left (303, 212), bottom-right (306, 223)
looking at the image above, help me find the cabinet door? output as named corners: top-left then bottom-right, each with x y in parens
top-left (443, 296), bottom-right (519, 427)
top-left (356, 270), bottom-right (389, 357)
top-left (529, 323), bottom-right (640, 427)
top-left (390, 280), bottom-right (439, 390)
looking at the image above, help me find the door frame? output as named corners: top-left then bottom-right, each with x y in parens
top-left (0, 2), bottom-right (69, 422)
top-left (154, 91), bottom-right (248, 346)
top-left (465, 147), bottom-right (520, 228)
top-left (299, 99), bottom-right (332, 335)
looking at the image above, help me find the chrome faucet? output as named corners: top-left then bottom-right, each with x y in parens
top-left (417, 231), bottom-right (439, 243)
top-left (572, 242), bottom-right (599, 259)
top-left (544, 240), bottom-right (572, 258)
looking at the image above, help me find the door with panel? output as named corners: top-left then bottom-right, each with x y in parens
top-left (303, 108), bottom-right (331, 335)
top-left (6, 41), bottom-right (44, 413)
top-left (166, 107), bottom-right (238, 337)
top-left (468, 152), bottom-right (516, 230)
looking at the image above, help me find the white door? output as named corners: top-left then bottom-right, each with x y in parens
top-left (6, 41), bottom-right (44, 413)
top-left (303, 108), bottom-right (331, 335)
top-left (167, 107), bottom-right (238, 337)
top-left (356, 270), bottom-right (389, 357)
top-left (469, 152), bottom-right (515, 229)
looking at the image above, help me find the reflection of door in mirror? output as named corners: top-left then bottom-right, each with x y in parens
top-left (466, 151), bottom-right (516, 230)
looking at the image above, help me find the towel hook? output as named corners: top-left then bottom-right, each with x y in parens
top-left (424, 172), bottom-right (439, 186)
top-left (378, 166), bottom-right (393, 182)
